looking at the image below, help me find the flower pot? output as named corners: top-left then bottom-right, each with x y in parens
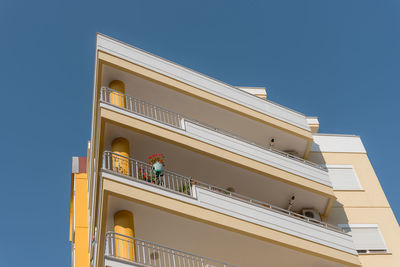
top-left (152, 161), bottom-right (163, 176)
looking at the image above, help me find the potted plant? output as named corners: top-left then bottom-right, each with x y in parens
top-left (178, 183), bottom-right (191, 195)
top-left (148, 153), bottom-right (165, 176)
top-left (138, 167), bottom-right (164, 186)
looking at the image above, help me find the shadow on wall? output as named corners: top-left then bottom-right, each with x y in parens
top-left (307, 147), bottom-right (350, 226)
top-left (327, 199), bottom-right (350, 227)
top-left (307, 143), bottom-right (327, 166)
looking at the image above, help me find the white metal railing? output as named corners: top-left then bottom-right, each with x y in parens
top-left (100, 87), bottom-right (183, 128)
top-left (100, 87), bottom-right (326, 171)
top-left (105, 232), bottom-right (238, 267)
top-left (102, 152), bottom-right (345, 233)
top-left (187, 119), bottom-right (327, 171)
top-left (103, 151), bottom-right (193, 196)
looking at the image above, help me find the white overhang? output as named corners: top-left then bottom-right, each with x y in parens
top-left (236, 86), bottom-right (267, 96)
top-left (96, 33), bottom-right (310, 131)
top-left (100, 102), bottom-right (331, 187)
top-left (101, 171), bottom-right (356, 255)
top-left (306, 117), bottom-right (319, 125)
top-left (311, 134), bottom-right (366, 153)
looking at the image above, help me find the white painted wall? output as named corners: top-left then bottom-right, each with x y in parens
top-left (339, 224), bottom-right (387, 251)
top-left (326, 165), bottom-right (363, 190)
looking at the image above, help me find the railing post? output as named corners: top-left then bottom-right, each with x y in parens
top-left (180, 115), bottom-right (186, 130)
top-left (104, 233), bottom-right (109, 256)
top-left (188, 178), bottom-right (192, 196)
top-left (130, 159), bottom-right (134, 178)
top-left (110, 233), bottom-right (115, 257)
top-left (135, 161), bottom-right (138, 179)
top-left (142, 241), bottom-right (146, 265)
top-left (108, 152), bottom-right (111, 171)
top-left (172, 251), bottom-right (176, 267)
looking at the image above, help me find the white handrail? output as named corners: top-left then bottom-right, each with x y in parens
top-left (100, 87), bottom-right (327, 172)
top-left (105, 232), bottom-right (238, 267)
top-left (102, 152), bottom-right (345, 234)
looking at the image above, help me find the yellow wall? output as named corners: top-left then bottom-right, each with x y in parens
top-left (111, 137), bottom-right (131, 175)
top-left (309, 152), bottom-right (400, 267)
top-left (70, 173), bottom-right (89, 267)
top-left (114, 210), bottom-right (135, 261)
top-left (109, 80), bottom-right (126, 108)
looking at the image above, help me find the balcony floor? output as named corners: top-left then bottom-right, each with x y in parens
top-left (104, 195), bottom-right (354, 267)
top-left (102, 121), bottom-right (331, 215)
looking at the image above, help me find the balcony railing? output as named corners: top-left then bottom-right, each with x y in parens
top-left (100, 87), bottom-right (183, 129)
top-left (102, 151), bottom-right (344, 233)
top-left (100, 87), bottom-right (326, 172)
top-left (105, 232), bottom-right (238, 267)
top-left (103, 151), bottom-right (193, 196)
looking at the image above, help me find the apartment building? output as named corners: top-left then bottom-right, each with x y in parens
top-left (69, 33), bottom-right (400, 267)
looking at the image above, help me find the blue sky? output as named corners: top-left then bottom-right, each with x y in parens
top-left (1, 0), bottom-right (399, 266)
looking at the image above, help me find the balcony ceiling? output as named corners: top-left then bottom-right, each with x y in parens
top-left (103, 122), bottom-right (330, 214)
top-left (106, 196), bottom-right (350, 267)
top-left (101, 65), bottom-right (309, 158)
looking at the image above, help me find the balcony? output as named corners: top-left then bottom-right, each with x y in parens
top-left (99, 87), bottom-right (331, 187)
top-left (102, 151), bottom-right (356, 255)
top-left (97, 34), bottom-right (311, 134)
top-left (104, 232), bottom-right (237, 267)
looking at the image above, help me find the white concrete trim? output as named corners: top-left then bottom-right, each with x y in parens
top-left (339, 224), bottom-right (379, 228)
top-left (96, 34), bottom-right (310, 130)
top-left (306, 117), bottom-right (319, 125)
top-left (72, 157), bottom-right (79, 173)
top-left (101, 103), bottom-right (331, 187)
top-left (184, 121), bottom-right (331, 186)
top-left (311, 134), bottom-right (366, 153)
top-left (100, 103), bottom-right (187, 134)
top-left (326, 164), bottom-right (354, 169)
top-left (236, 87), bottom-right (267, 95)
top-left (101, 171), bottom-right (356, 255)
top-left (104, 256), bottom-right (140, 267)
top-left (196, 187), bottom-right (356, 255)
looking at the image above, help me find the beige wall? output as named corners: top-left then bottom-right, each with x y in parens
top-left (309, 151), bottom-right (400, 266)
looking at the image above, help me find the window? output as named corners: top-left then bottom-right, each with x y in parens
top-left (326, 165), bottom-right (362, 190)
top-left (339, 224), bottom-right (388, 254)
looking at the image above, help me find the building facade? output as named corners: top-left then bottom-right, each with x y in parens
top-left (69, 34), bottom-right (400, 267)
